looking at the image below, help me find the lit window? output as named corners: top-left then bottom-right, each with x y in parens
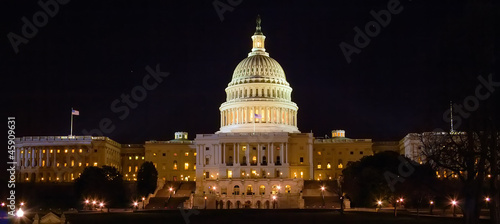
top-left (142, 156), bottom-right (144, 160)
top-left (173, 153), bottom-right (177, 156)
top-left (194, 152), bottom-right (197, 156)
top-left (153, 153), bottom-right (157, 157)
top-left (79, 149), bottom-right (83, 153)
top-left (338, 163), bottom-right (343, 169)
top-left (86, 163), bottom-right (89, 166)
top-left (317, 151), bottom-right (321, 156)
top-left (71, 160), bottom-right (74, 167)
top-left (21, 150), bottom-right (24, 154)
top-left (252, 156), bottom-right (257, 162)
top-left (173, 161), bottom-right (178, 170)
top-left (129, 166), bottom-right (132, 172)
top-left (94, 162), bottom-right (98, 166)
top-left (135, 166), bottom-right (138, 172)
top-left (50, 149), bottom-right (53, 153)
top-left (42, 150), bottom-right (46, 153)
top-left (64, 149), bottom-right (68, 153)
top-left (79, 162), bottom-right (82, 167)
top-left (228, 170), bottom-right (232, 178)
top-left (72, 149), bottom-right (75, 153)
top-left (184, 163), bottom-right (189, 170)
top-left (317, 163), bottom-right (321, 169)
top-left (129, 156), bottom-right (132, 160)
top-left (42, 160), bottom-right (45, 167)
top-left (194, 164), bottom-right (196, 170)
top-left (135, 156), bottom-right (138, 160)
top-left (185, 152), bottom-right (189, 156)
top-left (327, 162), bottom-right (331, 169)
top-left (300, 171), bottom-right (304, 178)
top-left (242, 146), bottom-right (247, 151)
top-left (64, 163), bottom-right (67, 167)
top-left (57, 149), bottom-right (60, 153)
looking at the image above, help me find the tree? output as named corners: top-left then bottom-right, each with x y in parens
top-left (75, 166), bottom-right (126, 207)
top-left (137, 161), bottom-right (158, 198)
top-left (421, 128), bottom-right (499, 224)
top-left (342, 151), bottom-right (436, 208)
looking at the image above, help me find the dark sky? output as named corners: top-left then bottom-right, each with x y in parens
top-left (1, 0), bottom-right (497, 143)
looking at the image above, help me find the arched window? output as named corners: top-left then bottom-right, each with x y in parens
top-left (234, 185), bottom-right (240, 195)
top-left (246, 185), bottom-right (253, 195)
top-left (173, 160), bottom-right (178, 170)
top-left (285, 185), bottom-right (291, 193)
top-left (338, 159), bottom-right (343, 169)
top-left (259, 185), bottom-right (266, 195)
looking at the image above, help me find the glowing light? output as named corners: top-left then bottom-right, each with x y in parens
top-left (377, 201), bottom-right (382, 205)
top-left (452, 200), bottom-right (457, 205)
top-left (486, 197), bottom-right (490, 202)
top-left (99, 202), bottom-right (104, 207)
top-left (85, 200), bottom-right (89, 204)
top-left (16, 208), bottom-right (24, 217)
top-left (321, 186), bottom-right (325, 191)
top-left (169, 187), bottom-right (173, 192)
top-left (430, 201), bottom-right (434, 205)
top-left (272, 196), bottom-right (277, 200)
top-left (204, 196), bottom-right (207, 200)
top-left (133, 202), bottom-right (138, 206)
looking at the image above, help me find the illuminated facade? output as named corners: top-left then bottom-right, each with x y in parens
top-left (15, 136), bottom-right (123, 182)
top-left (145, 132), bottom-right (196, 181)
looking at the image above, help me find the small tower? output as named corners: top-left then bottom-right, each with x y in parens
top-left (174, 132), bottom-right (188, 140)
top-left (332, 130), bottom-right (346, 138)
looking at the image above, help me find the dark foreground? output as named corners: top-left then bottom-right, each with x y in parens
top-left (56, 210), bottom-right (490, 224)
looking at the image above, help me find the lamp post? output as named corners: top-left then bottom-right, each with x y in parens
top-left (320, 186), bottom-right (325, 207)
top-left (133, 202), bottom-right (138, 210)
top-left (451, 200), bottom-right (457, 217)
top-left (84, 200), bottom-right (89, 210)
top-left (204, 196), bottom-right (207, 210)
top-left (99, 202), bottom-right (104, 212)
top-left (142, 197), bottom-right (145, 209)
top-left (485, 197), bottom-right (490, 208)
top-left (377, 200), bottom-right (382, 212)
top-left (169, 187), bottom-right (173, 198)
top-left (92, 200), bottom-right (96, 210)
top-left (272, 195), bottom-right (277, 209)
top-left (429, 201), bottom-right (434, 215)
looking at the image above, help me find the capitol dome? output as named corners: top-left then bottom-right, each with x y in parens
top-left (219, 16), bottom-right (299, 133)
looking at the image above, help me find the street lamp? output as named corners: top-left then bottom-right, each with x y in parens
top-left (142, 197), bottom-right (145, 209)
top-left (394, 199), bottom-right (400, 217)
top-left (169, 187), bottom-right (173, 198)
top-left (84, 200), bottom-right (89, 210)
top-left (429, 201), bottom-right (434, 215)
top-left (92, 200), bottom-right (96, 210)
top-left (377, 200), bottom-right (382, 212)
top-left (16, 208), bottom-right (24, 218)
top-left (133, 201), bottom-right (138, 210)
top-left (320, 186), bottom-right (325, 207)
top-left (204, 196), bottom-right (207, 210)
top-left (99, 202), bottom-right (104, 211)
top-left (451, 200), bottom-right (457, 217)
top-left (272, 195), bottom-right (277, 209)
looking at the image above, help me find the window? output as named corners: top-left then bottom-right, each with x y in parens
top-left (360, 151), bottom-right (364, 155)
top-left (338, 159), bottom-right (343, 169)
top-left (79, 162), bottom-right (82, 167)
top-left (299, 157), bottom-right (304, 164)
top-left (228, 170), bottom-right (232, 178)
top-left (205, 172), bottom-right (210, 179)
top-left (135, 166), bottom-right (138, 172)
top-left (173, 160), bottom-right (178, 170)
top-left (350, 151), bottom-right (354, 155)
top-left (94, 149), bottom-right (97, 153)
top-left (57, 149), bottom-right (60, 153)
top-left (194, 152), bottom-right (197, 156)
top-left (174, 153), bottom-right (177, 156)
top-left (64, 149), bottom-right (68, 153)
top-left (79, 149), bottom-right (83, 153)
top-left (252, 147), bottom-right (256, 150)
top-left (242, 146), bottom-right (247, 151)
top-left (185, 152), bottom-right (189, 156)
top-left (327, 162), bottom-right (331, 169)
top-left (317, 163), bottom-right (321, 169)
top-left (184, 163), bottom-right (189, 170)
top-left (206, 147), bottom-right (209, 151)
top-left (71, 160), bottom-right (74, 167)
top-left (206, 157), bottom-right (209, 165)
top-left (142, 156), bottom-right (144, 160)
top-left (135, 156), bottom-right (139, 160)
top-left (42, 150), bottom-right (46, 153)
top-left (153, 153), bottom-right (157, 157)
top-left (129, 166), bottom-right (132, 172)
top-left (163, 153), bottom-right (166, 156)
top-left (71, 149), bottom-right (75, 153)
top-left (129, 156), bottom-right (132, 160)
top-left (317, 151), bottom-right (322, 156)
top-left (94, 162), bottom-right (98, 166)
top-left (234, 185), bottom-right (240, 195)
top-left (57, 163), bottom-right (60, 167)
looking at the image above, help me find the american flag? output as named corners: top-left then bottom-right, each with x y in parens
top-left (72, 109), bottom-right (79, 116)
top-left (254, 113), bottom-right (262, 119)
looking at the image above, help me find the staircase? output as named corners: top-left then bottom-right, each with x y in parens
top-left (145, 181), bottom-right (195, 209)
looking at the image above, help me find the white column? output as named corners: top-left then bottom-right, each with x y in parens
top-left (236, 143), bottom-right (240, 165)
top-left (267, 143), bottom-right (270, 165)
top-left (246, 143), bottom-right (250, 165)
top-left (201, 145), bottom-right (205, 166)
top-left (257, 143), bottom-right (260, 165)
top-left (215, 144), bottom-right (218, 165)
top-left (270, 143), bottom-right (274, 164)
top-left (285, 143), bottom-right (289, 165)
top-left (233, 143), bottom-right (236, 165)
top-left (223, 143), bottom-right (226, 164)
top-left (280, 143), bottom-right (284, 164)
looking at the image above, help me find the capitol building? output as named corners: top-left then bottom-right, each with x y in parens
top-left (14, 17), bottom-right (420, 209)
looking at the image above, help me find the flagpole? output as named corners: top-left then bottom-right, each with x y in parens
top-left (253, 114), bottom-right (256, 134)
top-left (70, 107), bottom-right (73, 136)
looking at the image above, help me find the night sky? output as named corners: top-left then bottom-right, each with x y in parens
top-left (2, 0), bottom-right (497, 143)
